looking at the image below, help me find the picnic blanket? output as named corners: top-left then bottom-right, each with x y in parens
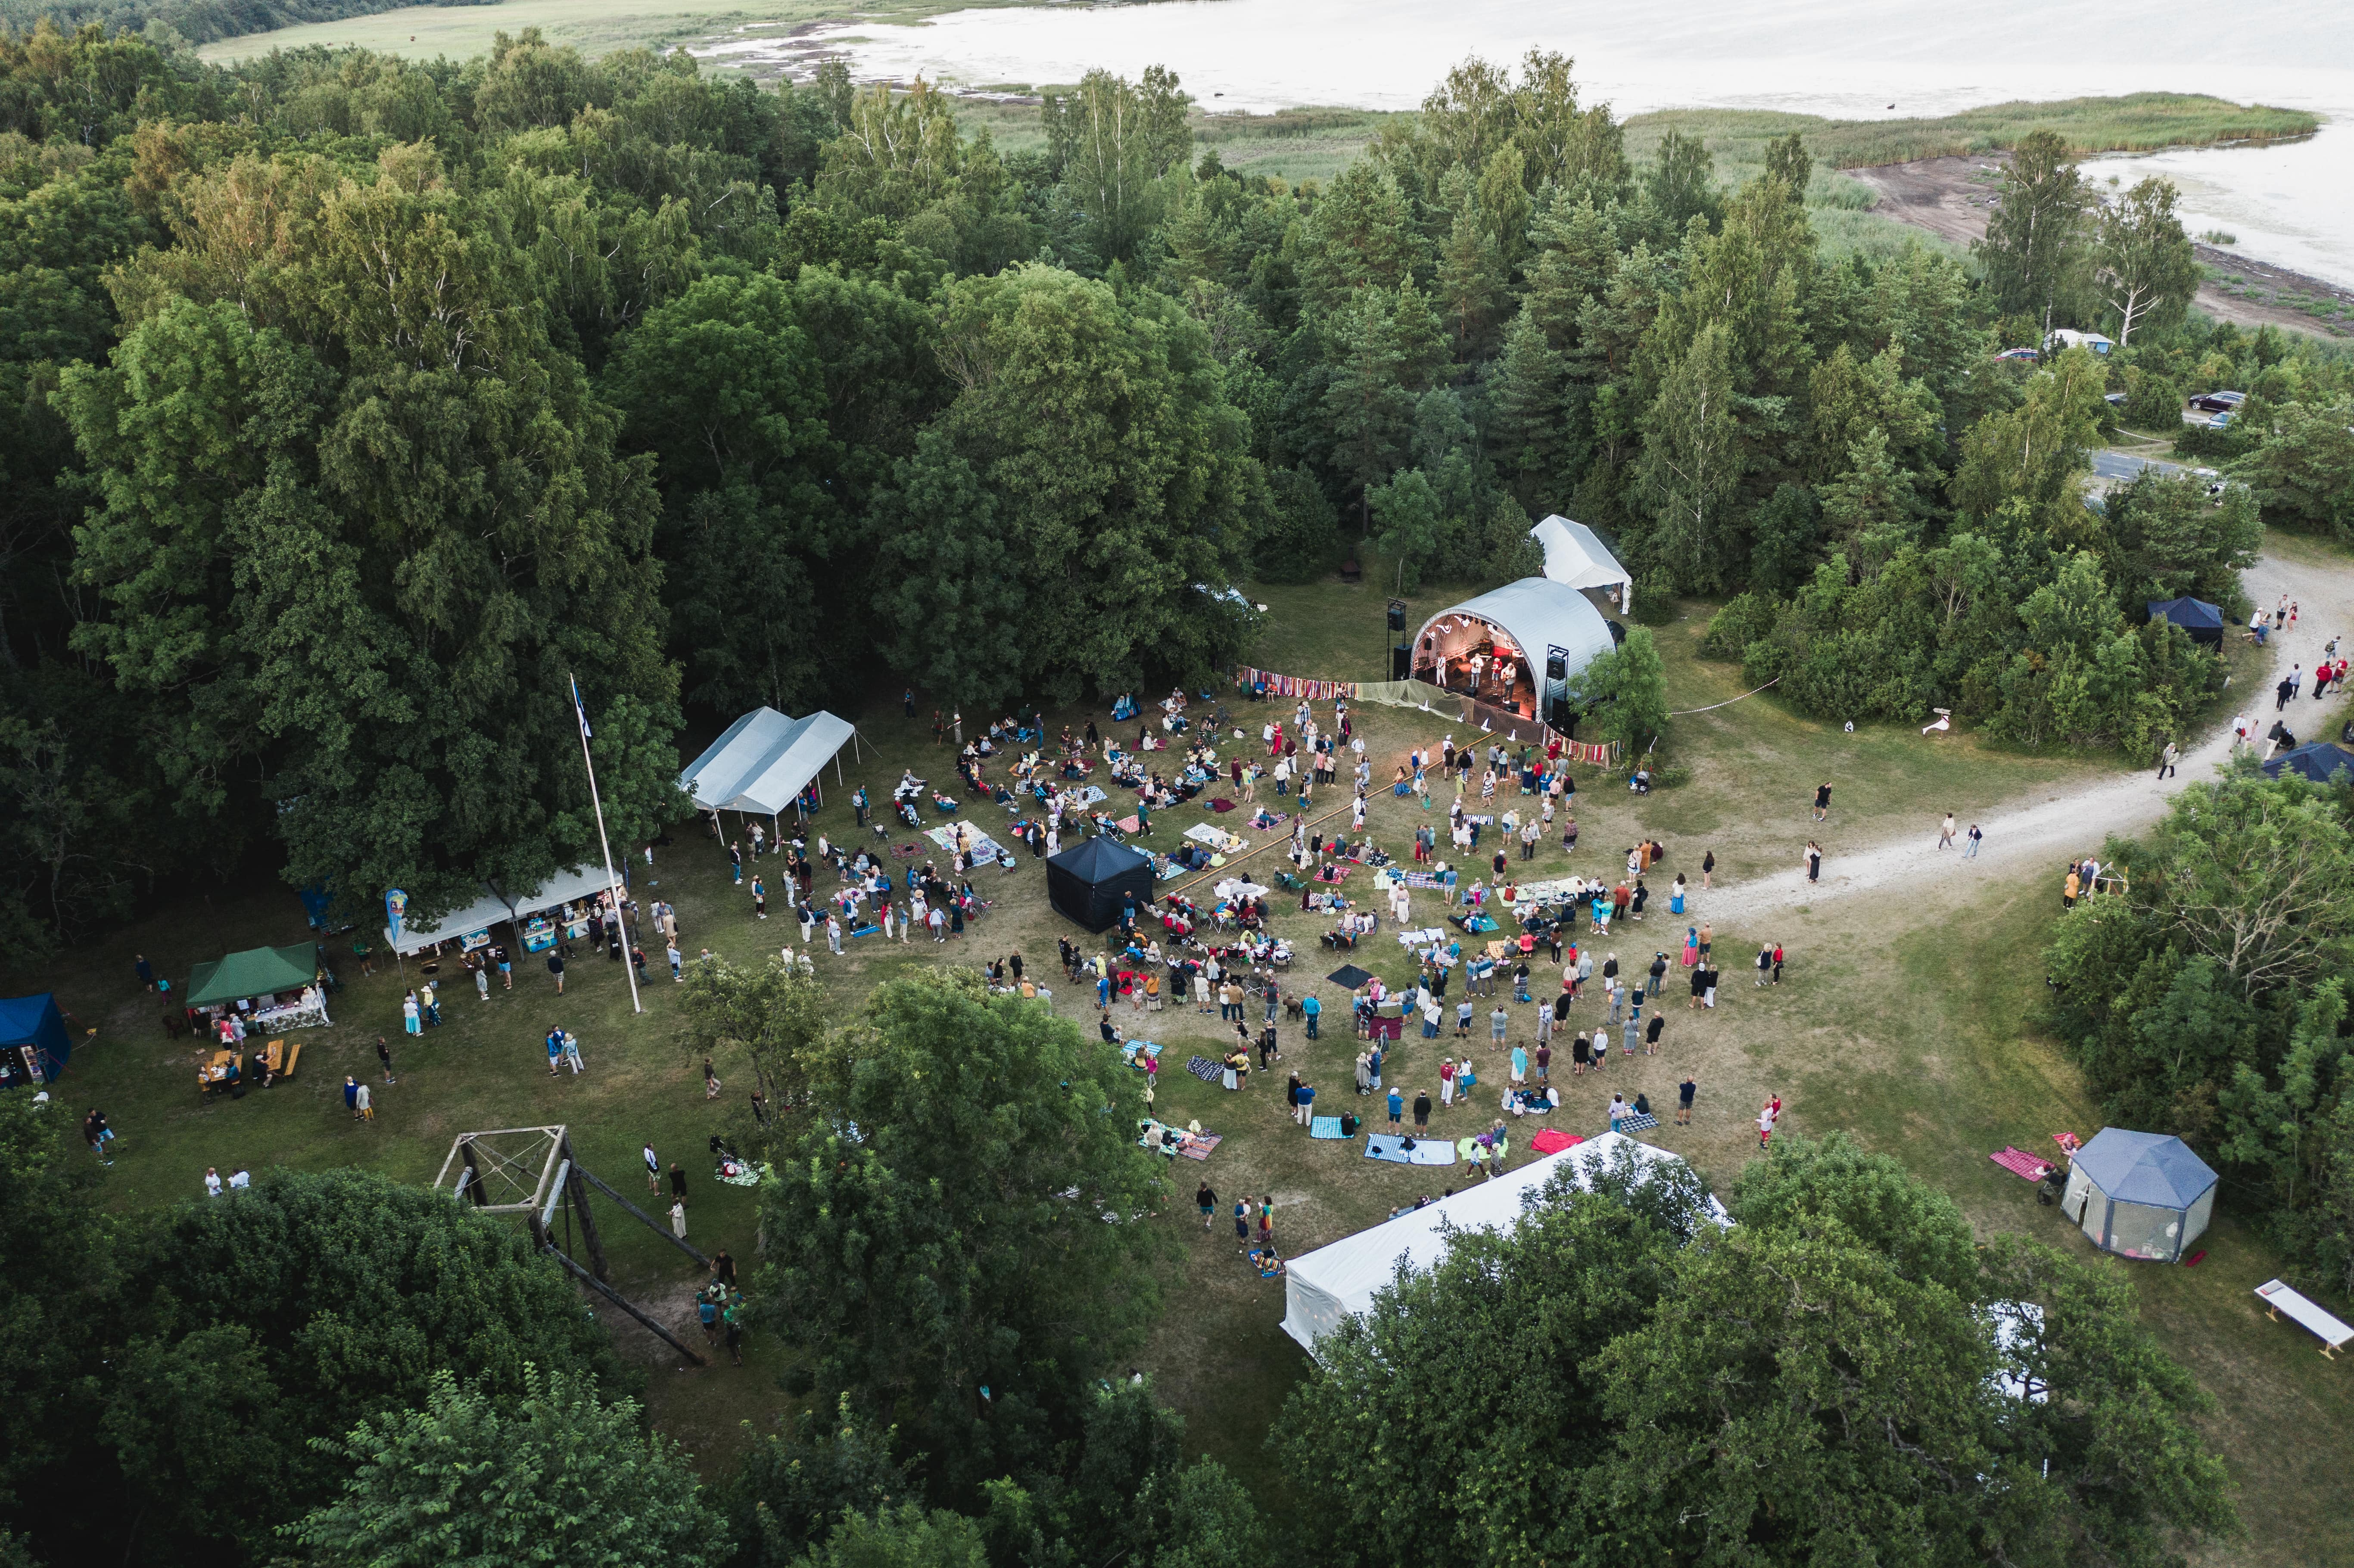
top-left (1310, 1116), bottom-right (1347, 1139)
top-left (1208, 798), bottom-right (1237, 812)
top-left (1528, 1129), bottom-right (1584, 1155)
top-left (1398, 871), bottom-right (1444, 889)
top-left (1186, 1055), bottom-right (1223, 1083)
top-left (1180, 1134), bottom-right (1222, 1161)
top-left (1077, 785), bottom-right (1108, 806)
top-left (1990, 1147), bottom-right (2055, 1182)
top-left (713, 1160), bottom-right (768, 1188)
top-left (1614, 1112), bottom-right (1660, 1133)
top-left (925, 822), bottom-right (1006, 862)
top-left (1327, 964), bottom-right (1376, 989)
top-left (1121, 1041), bottom-right (1163, 1069)
top-left (1116, 816), bottom-right (1141, 834)
top-left (1366, 1134), bottom-right (1456, 1167)
top-left (1184, 822), bottom-right (1245, 851)
top-left (1396, 926), bottom-right (1447, 947)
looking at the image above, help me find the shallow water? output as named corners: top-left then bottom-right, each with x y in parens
top-left (705, 0), bottom-right (2354, 286)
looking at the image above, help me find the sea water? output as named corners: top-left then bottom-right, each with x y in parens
top-left (701, 0), bottom-right (2354, 286)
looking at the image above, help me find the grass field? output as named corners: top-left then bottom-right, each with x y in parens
top-left (15, 546), bottom-right (2349, 1561)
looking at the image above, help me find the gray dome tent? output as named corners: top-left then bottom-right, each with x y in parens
top-left (1046, 837), bottom-right (1155, 933)
top-left (2061, 1129), bottom-right (2218, 1262)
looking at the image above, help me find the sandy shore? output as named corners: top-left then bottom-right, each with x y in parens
top-left (1843, 153), bottom-right (2353, 339)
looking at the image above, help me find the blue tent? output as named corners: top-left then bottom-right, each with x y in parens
top-left (2147, 597), bottom-right (2224, 646)
top-left (2262, 741), bottom-right (2354, 784)
top-left (1046, 837), bottom-right (1155, 932)
top-left (0, 993), bottom-right (71, 1089)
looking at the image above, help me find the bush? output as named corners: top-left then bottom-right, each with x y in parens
top-left (1699, 592), bottom-right (1778, 660)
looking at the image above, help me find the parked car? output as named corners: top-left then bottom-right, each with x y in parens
top-left (2103, 392), bottom-right (2128, 406)
top-left (2188, 390), bottom-right (2245, 414)
top-left (1994, 347), bottom-right (2040, 361)
top-left (2208, 412), bottom-right (2236, 430)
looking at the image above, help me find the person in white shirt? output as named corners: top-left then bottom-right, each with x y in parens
top-left (228, 1167), bottom-right (250, 1189)
top-left (204, 1167), bottom-right (222, 1197)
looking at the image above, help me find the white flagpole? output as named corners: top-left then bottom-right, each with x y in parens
top-left (571, 673), bottom-right (642, 1016)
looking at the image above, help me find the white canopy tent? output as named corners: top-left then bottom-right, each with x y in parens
top-left (679, 707), bottom-right (861, 821)
top-left (1530, 515), bottom-right (1634, 614)
top-left (498, 866), bottom-right (616, 921)
top-left (382, 885), bottom-right (513, 957)
top-left (1280, 1132), bottom-right (1721, 1356)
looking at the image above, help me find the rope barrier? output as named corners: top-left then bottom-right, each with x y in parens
top-left (1667, 677), bottom-right (1780, 717)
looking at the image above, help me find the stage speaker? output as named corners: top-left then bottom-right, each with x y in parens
top-left (1547, 699), bottom-right (1577, 738)
top-left (1391, 644), bottom-right (1411, 680)
top-left (1386, 602), bottom-right (1407, 631)
top-left (1545, 653), bottom-right (1566, 681)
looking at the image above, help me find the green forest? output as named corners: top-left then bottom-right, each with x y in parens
top-left (3, 29), bottom-right (2348, 951)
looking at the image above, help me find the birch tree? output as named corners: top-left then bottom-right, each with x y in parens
top-left (2091, 176), bottom-right (2198, 346)
top-left (1635, 321), bottom-right (1740, 593)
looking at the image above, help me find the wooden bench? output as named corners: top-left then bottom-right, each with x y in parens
top-left (2256, 1279), bottom-right (2354, 1358)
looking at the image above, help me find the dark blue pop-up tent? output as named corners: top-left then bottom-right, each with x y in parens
top-left (0, 993), bottom-right (71, 1089)
top-left (1046, 837), bottom-right (1155, 932)
top-left (2262, 741), bottom-right (2354, 784)
top-left (2147, 597), bottom-right (2225, 646)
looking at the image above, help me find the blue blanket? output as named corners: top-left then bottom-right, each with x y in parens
top-left (1310, 1116), bottom-right (1347, 1139)
top-left (1186, 1055), bottom-right (1223, 1083)
top-left (1365, 1133), bottom-right (1456, 1166)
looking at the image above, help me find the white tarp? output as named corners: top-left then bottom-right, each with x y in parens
top-left (1280, 1132), bottom-right (1719, 1356)
top-left (679, 707), bottom-right (799, 812)
top-left (723, 712), bottom-right (859, 816)
top-left (1530, 515), bottom-right (1634, 612)
top-left (499, 866), bottom-right (616, 921)
top-left (382, 885), bottom-right (512, 956)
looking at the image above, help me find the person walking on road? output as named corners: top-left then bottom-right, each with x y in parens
top-left (1937, 813), bottom-right (1956, 850)
top-left (1964, 823), bottom-right (1983, 859)
top-left (1804, 842), bottom-right (1822, 883)
top-left (2156, 740), bottom-right (2179, 779)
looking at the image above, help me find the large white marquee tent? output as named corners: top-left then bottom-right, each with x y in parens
top-left (679, 707), bottom-right (862, 818)
top-left (1529, 514), bottom-right (1634, 613)
top-left (1280, 1132), bottom-right (1722, 1356)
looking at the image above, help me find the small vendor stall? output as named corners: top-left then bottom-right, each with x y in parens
top-left (184, 944), bottom-right (329, 1033)
top-left (0, 992), bottom-right (72, 1089)
top-left (495, 867), bottom-right (618, 954)
top-left (382, 885), bottom-right (513, 960)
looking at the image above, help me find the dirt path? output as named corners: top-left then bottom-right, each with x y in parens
top-left (1697, 548), bottom-right (2348, 928)
top-left (1843, 155), bottom-right (2354, 340)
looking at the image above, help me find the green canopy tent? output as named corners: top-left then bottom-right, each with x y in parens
top-left (184, 944), bottom-right (318, 1011)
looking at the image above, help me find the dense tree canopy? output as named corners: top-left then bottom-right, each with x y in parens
top-left (4, 21), bottom-right (2339, 943)
top-left (9, 1167), bottom-right (628, 1568)
top-left (1283, 1135), bottom-right (2233, 1568)
top-left (285, 1369), bottom-right (719, 1568)
top-left (754, 969), bottom-right (1170, 1500)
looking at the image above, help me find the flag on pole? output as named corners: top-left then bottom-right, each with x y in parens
top-left (570, 675), bottom-right (592, 741)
